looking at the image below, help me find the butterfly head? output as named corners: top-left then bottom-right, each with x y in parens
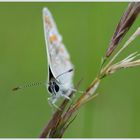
top-left (48, 80), bottom-right (60, 95)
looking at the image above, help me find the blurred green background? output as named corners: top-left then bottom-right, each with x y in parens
top-left (1, 2), bottom-right (140, 138)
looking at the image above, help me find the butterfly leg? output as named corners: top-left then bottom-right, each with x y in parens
top-left (61, 94), bottom-right (71, 100)
top-left (61, 91), bottom-right (72, 101)
top-left (48, 97), bottom-right (61, 111)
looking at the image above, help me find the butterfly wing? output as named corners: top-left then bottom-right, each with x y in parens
top-left (43, 8), bottom-right (74, 88)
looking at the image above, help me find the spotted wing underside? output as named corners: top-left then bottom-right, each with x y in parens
top-left (43, 8), bottom-right (74, 86)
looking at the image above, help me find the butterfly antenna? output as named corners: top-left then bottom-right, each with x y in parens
top-left (12, 82), bottom-right (44, 91)
top-left (56, 68), bottom-right (73, 80)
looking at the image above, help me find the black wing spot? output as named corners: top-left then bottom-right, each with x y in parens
top-left (54, 82), bottom-right (59, 92)
top-left (48, 86), bottom-right (52, 93)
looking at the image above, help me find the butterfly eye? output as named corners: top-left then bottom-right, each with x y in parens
top-left (54, 84), bottom-right (59, 92)
top-left (48, 86), bottom-right (52, 93)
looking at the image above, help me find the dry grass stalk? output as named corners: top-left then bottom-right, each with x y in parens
top-left (106, 2), bottom-right (140, 57)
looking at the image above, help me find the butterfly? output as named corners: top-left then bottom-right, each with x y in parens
top-left (42, 8), bottom-right (75, 108)
top-left (13, 8), bottom-right (75, 109)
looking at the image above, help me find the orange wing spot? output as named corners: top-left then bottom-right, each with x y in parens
top-left (49, 34), bottom-right (57, 42)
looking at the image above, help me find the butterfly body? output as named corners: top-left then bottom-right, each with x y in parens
top-left (43, 8), bottom-right (74, 107)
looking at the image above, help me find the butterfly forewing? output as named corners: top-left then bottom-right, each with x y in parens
top-left (43, 8), bottom-right (74, 88)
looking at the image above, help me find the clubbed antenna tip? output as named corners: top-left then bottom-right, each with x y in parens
top-left (68, 68), bottom-right (73, 72)
top-left (12, 86), bottom-right (21, 91)
top-left (12, 82), bottom-right (43, 91)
